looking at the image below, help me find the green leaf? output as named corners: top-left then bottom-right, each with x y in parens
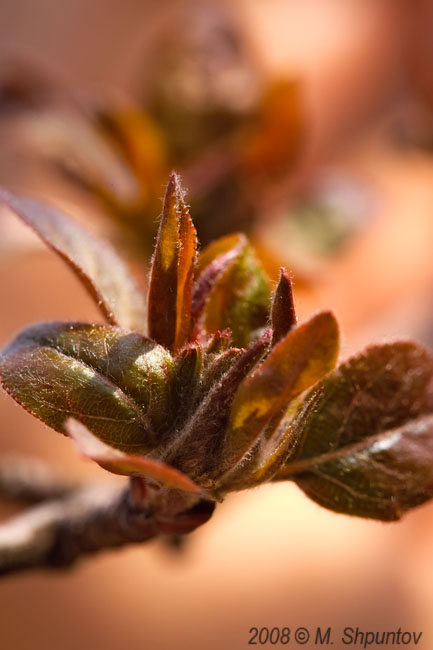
top-left (275, 342), bottom-right (433, 521)
top-left (196, 234), bottom-right (271, 347)
top-left (0, 188), bottom-right (147, 332)
top-left (147, 173), bottom-right (197, 351)
top-left (170, 343), bottom-right (203, 428)
top-left (0, 322), bottom-right (174, 452)
top-left (65, 418), bottom-right (202, 494)
top-left (223, 311), bottom-right (339, 470)
top-left (271, 267), bottom-right (296, 346)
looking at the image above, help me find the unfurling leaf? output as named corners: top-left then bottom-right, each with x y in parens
top-left (0, 189), bottom-right (147, 332)
top-left (191, 234), bottom-right (245, 329)
top-left (0, 323), bottom-right (174, 453)
top-left (275, 342), bottom-right (433, 520)
top-left (170, 344), bottom-right (203, 428)
top-left (204, 329), bottom-right (232, 355)
top-left (162, 331), bottom-right (271, 483)
top-left (66, 418), bottom-right (202, 494)
top-left (147, 173), bottom-right (197, 351)
top-left (271, 267), bottom-right (296, 346)
top-left (224, 311), bottom-right (339, 469)
top-left (195, 233), bottom-right (271, 347)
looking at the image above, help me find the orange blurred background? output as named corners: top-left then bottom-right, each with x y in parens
top-left (1, 2), bottom-right (433, 649)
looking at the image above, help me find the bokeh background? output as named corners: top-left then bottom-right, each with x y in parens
top-left (1, 1), bottom-right (433, 649)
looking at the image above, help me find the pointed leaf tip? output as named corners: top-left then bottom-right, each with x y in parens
top-left (147, 175), bottom-right (197, 351)
top-left (0, 188), bottom-right (147, 333)
top-left (271, 267), bottom-right (296, 346)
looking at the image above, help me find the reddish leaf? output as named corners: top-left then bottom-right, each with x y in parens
top-left (0, 188), bottom-right (146, 332)
top-left (271, 267), bottom-right (296, 346)
top-left (176, 196), bottom-right (197, 349)
top-left (66, 418), bottom-right (202, 494)
top-left (147, 173), bottom-right (197, 351)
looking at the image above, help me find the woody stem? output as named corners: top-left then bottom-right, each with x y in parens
top-left (0, 476), bottom-right (214, 576)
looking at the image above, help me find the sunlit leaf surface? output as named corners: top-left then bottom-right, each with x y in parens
top-left (147, 173), bottom-right (197, 351)
top-left (276, 342), bottom-right (433, 520)
top-left (225, 311), bottom-right (339, 468)
top-left (0, 323), bottom-right (174, 453)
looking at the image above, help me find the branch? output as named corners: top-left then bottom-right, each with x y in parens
top-left (0, 455), bottom-right (78, 504)
top-left (0, 479), bottom-right (214, 576)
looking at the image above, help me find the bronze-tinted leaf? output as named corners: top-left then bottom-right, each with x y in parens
top-left (0, 188), bottom-right (147, 332)
top-left (66, 418), bottom-right (202, 494)
top-left (0, 322), bottom-right (174, 452)
top-left (147, 173), bottom-right (197, 351)
top-left (195, 233), bottom-right (245, 276)
top-left (216, 413), bottom-right (299, 494)
top-left (271, 267), bottom-right (296, 346)
top-left (275, 342), bottom-right (433, 521)
top-left (196, 234), bottom-right (271, 347)
top-left (191, 235), bottom-right (245, 329)
top-left (223, 311), bottom-right (339, 469)
top-left (176, 195), bottom-right (197, 349)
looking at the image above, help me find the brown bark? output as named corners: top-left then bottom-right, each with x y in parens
top-left (0, 471), bottom-right (214, 576)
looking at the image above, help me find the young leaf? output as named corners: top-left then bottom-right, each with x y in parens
top-left (0, 188), bottom-right (147, 332)
top-left (199, 348), bottom-right (244, 398)
top-left (205, 329), bottom-right (232, 354)
top-left (195, 233), bottom-right (246, 276)
top-left (223, 311), bottom-right (339, 469)
top-left (275, 342), bottom-right (433, 521)
top-left (196, 234), bottom-right (271, 347)
top-left (170, 344), bottom-right (203, 429)
top-left (147, 173), bottom-right (197, 351)
top-left (191, 235), bottom-right (245, 328)
top-left (271, 268), bottom-right (296, 346)
top-left (65, 418), bottom-right (202, 494)
top-left (0, 322), bottom-right (174, 452)
top-left (162, 331), bottom-right (272, 483)
top-left (216, 415), bottom-right (298, 494)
